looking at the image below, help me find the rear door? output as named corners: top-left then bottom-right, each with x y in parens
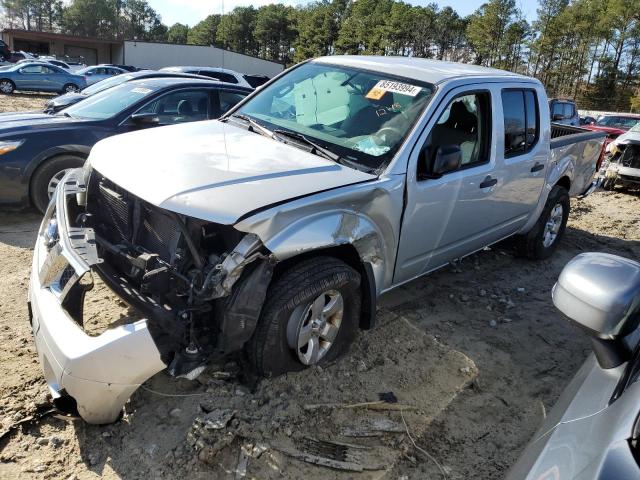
top-left (498, 87), bottom-right (547, 221)
top-left (43, 65), bottom-right (66, 91)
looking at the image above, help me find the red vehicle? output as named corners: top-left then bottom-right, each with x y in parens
top-left (583, 114), bottom-right (640, 148)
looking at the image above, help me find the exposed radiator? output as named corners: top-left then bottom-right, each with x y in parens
top-left (89, 172), bottom-right (182, 263)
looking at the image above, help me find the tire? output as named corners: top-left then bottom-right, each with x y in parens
top-left (31, 155), bottom-right (85, 213)
top-left (247, 256), bottom-right (361, 377)
top-left (515, 185), bottom-right (570, 260)
top-left (0, 79), bottom-right (14, 94)
top-left (62, 83), bottom-right (80, 94)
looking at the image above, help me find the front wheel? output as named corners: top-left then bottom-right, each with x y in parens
top-left (31, 155), bottom-right (85, 213)
top-left (247, 256), bottom-right (361, 377)
top-left (0, 79), bottom-right (15, 94)
top-left (515, 185), bottom-right (570, 260)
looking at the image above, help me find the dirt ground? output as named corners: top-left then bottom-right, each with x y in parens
top-left (1, 95), bottom-right (640, 479)
top-left (0, 93), bottom-right (49, 113)
top-left (1, 189), bottom-right (638, 479)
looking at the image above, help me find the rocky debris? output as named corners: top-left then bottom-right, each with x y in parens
top-left (188, 409), bottom-right (238, 463)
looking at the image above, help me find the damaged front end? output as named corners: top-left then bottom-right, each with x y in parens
top-left (29, 168), bottom-right (274, 423)
top-left (602, 141), bottom-right (640, 188)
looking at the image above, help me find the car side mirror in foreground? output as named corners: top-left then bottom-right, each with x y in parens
top-left (421, 145), bottom-right (462, 179)
top-left (130, 113), bottom-right (160, 126)
top-left (553, 253), bottom-right (640, 369)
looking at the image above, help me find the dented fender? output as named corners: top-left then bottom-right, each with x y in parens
top-left (234, 176), bottom-right (406, 295)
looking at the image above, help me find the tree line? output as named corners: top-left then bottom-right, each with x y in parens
top-left (1, 0), bottom-right (640, 111)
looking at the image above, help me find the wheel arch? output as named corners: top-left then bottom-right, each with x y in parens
top-left (272, 244), bottom-right (378, 330)
top-left (261, 211), bottom-right (389, 331)
top-left (556, 175), bottom-right (571, 192)
top-left (27, 149), bottom-right (89, 204)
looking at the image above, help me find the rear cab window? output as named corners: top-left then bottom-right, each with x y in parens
top-left (502, 89), bottom-right (539, 157)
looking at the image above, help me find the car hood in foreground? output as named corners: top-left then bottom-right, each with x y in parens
top-left (89, 120), bottom-right (377, 225)
top-left (0, 112), bottom-right (92, 134)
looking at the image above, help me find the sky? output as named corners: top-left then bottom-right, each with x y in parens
top-left (151, 0), bottom-right (539, 27)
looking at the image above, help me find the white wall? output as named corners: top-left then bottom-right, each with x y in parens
top-left (122, 41), bottom-right (284, 77)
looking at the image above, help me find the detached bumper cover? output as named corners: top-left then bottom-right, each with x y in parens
top-left (29, 170), bottom-right (166, 424)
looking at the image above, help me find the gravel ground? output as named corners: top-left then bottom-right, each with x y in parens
top-left (1, 95), bottom-right (639, 480)
top-left (0, 93), bottom-right (49, 113)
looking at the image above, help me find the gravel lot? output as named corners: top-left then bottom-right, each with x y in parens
top-left (0, 94), bottom-right (639, 479)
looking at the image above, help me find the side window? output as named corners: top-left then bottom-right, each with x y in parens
top-left (21, 65), bottom-right (45, 74)
top-left (137, 89), bottom-right (210, 124)
top-left (218, 90), bottom-right (248, 116)
top-left (563, 103), bottom-right (574, 118)
top-left (551, 102), bottom-right (563, 117)
top-left (502, 89), bottom-right (538, 157)
top-left (418, 92), bottom-right (491, 178)
top-left (217, 72), bottom-right (238, 84)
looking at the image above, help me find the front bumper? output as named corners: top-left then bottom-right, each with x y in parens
top-left (29, 169), bottom-right (166, 424)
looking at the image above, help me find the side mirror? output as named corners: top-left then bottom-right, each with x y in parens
top-left (552, 113), bottom-right (564, 121)
top-left (427, 145), bottom-right (462, 178)
top-left (553, 253), bottom-right (640, 368)
top-left (130, 113), bottom-right (160, 126)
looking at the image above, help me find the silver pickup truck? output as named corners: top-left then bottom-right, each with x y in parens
top-left (29, 56), bottom-right (606, 423)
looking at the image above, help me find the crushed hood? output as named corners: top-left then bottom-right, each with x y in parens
top-left (89, 120), bottom-right (376, 224)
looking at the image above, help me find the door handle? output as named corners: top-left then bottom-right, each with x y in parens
top-left (531, 162), bottom-right (544, 172)
top-left (479, 176), bottom-right (498, 188)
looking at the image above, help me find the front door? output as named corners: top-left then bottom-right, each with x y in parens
top-left (394, 85), bottom-right (516, 284)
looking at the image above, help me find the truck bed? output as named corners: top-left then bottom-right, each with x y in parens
top-left (550, 123), bottom-right (606, 196)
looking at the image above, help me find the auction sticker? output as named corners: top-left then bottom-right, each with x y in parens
top-left (366, 80), bottom-right (421, 100)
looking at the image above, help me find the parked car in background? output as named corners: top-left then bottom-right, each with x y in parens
top-left (243, 74), bottom-right (270, 88)
top-left (44, 70), bottom-right (214, 113)
top-left (583, 114), bottom-right (640, 150)
top-left (29, 56), bottom-right (606, 423)
top-left (0, 40), bottom-right (10, 63)
top-left (580, 115), bottom-right (596, 125)
top-left (102, 63), bottom-right (138, 72)
top-left (16, 58), bottom-right (72, 70)
top-left (0, 77), bottom-right (251, 212)
top-left (507, 252), bottom-right (640, 480)
top-left (8, 51), bottom-right (36, 63)
top-left (0, 62), bottom-right (86, 94)
top-left (549, 98), bottom-right (579, 126)
top-left (76, 65), bottom-right (126, 85)
top-left (600, 122), bottom-right (640, 190)
top-left (160, 66), bottom-right (253, 88)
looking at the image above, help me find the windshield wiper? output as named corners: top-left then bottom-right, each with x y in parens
top-left (273, 129), bottom-right (341, 163)
top-left (227, 113), bottom-right (276, 139)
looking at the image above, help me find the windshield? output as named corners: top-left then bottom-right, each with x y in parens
top-left (595, 116), bottom-right (640, 129)
top-left (63, 82), bottom-right (157, 120)
top-left (235, 62), bottom-right (434, 170)
top-left (82, 73), bottom-right (139, 95)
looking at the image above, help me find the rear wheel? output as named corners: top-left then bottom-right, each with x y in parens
top-left (62, 83), bottom-right (79, 94)
top-left (31, 155), bottom-right (85, 213)
top-left (247, 256), bottom-right (361, 377)
top-left (0, 79), bottom-right (14, 94)
top-left (515, 185), bottom-right (570, 260)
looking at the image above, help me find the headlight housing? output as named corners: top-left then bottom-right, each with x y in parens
top-left (0, 139), bottom-right (24, 156)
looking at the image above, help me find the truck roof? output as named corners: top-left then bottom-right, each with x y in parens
top-left (313, 55), bottom-right (530, 85)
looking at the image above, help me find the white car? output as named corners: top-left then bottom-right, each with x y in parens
top-left (160, 66), bottom-right (253, 88)
top-left (76, 65), bottom-right (127, 85)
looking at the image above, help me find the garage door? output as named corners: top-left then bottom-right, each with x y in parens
top-left (64, 45), bottom-right (97, 65)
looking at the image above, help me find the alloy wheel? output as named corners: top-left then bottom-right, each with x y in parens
top-left (542, 203), bottom-right (564, 248)
top-left (286, 289), bottom-right (344, 365)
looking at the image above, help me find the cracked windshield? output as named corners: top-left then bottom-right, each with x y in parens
top-left (237, 62), bottom-right (434, 170)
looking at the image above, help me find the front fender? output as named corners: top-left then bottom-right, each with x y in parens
top-left (263, 210), bottom-right (388, 295)
top-left (24, 144), bottom-right (92, 181)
